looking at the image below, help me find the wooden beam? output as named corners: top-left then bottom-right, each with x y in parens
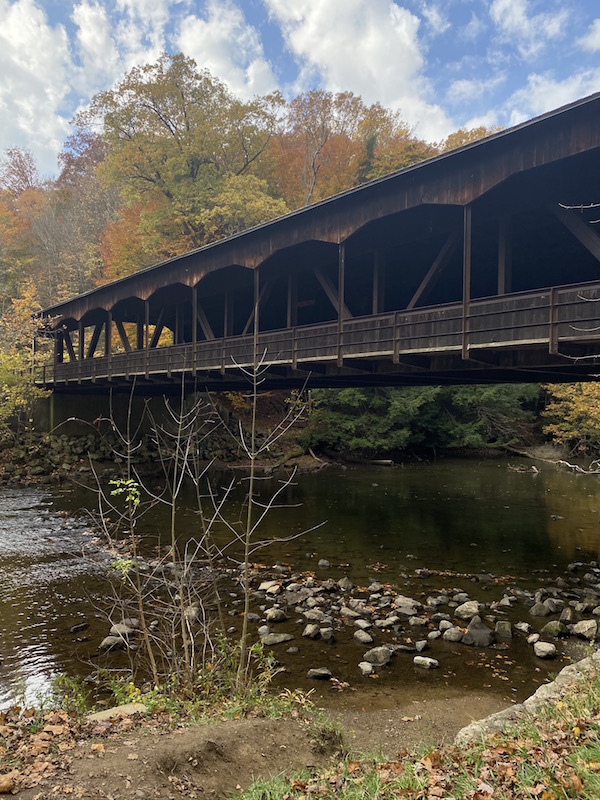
top-left (314, 267), bottom-right (352, 319)
top-left (287, 272), bottom-right (298, 328)
top-left (149, 309), bottom-right (165, 349)
top-left (462, 205), bottom-right (472, 360)
top-left (86, 322), bottom-right (102, 359)
top-left (407, 230), bottom-right (461, 310)
top-left (372, 250), bottom-right (384, 315)
top-left (552, 204), bottom-right (600, 261)
top-left (497, 216), bottom-right (512, 295)
top-left (105, 311), bottom-right (112, 358)
top-left (115, 319), bottom-right (132, 352)
top-left (242, 278), bottom-right (272, 335)
top-left (63, 329), bottom-right (76, 362)
top-left (78, 321), bottom-right (84, 360)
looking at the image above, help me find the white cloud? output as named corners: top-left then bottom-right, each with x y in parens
top-left (176, 0), bottom-right (277, 98)
top-left (263, 0), bottom-right (452, 141)
top-left (71, 2), bottom-right (120, 93)
top-left (489, 0), bottom-right (568, 59)
top-left (463, 12), bottom-right (486, 41)
top-left (446, 73), bottom-right (506, 106)
top-left (504, 69), bottom-right (600, 126)
top-left (421, 3), bottom-right (450, 36)
top-left (0, 0), bottom-right (72, 176)
top-left (578, 19), bottom-right (600, 53)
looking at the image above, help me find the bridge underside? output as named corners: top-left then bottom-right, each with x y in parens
top-left (38, 95), bottom-right (600, 393)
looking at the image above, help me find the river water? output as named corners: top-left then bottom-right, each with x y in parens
top-left (1, 458), bottom-right (599, 710)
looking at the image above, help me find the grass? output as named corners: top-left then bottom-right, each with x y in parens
top-left (233, 656), bottom-right (600, 800)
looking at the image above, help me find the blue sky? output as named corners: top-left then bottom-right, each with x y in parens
top-left (2, 0), bottom-right (600, 177)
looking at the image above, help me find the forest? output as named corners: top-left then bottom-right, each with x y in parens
top-left (0, 51), bottom-right (596, 458)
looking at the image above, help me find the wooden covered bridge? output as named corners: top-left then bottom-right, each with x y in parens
top-left (37, 93), bottom-right (600, 393)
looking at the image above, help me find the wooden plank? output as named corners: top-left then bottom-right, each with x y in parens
top-left (115, 319), bottom-right (132, 352)
top-left (314, 267), bottom-right (352, 319)
top-left (497, 216), bottom-right (512, 294)
top-left (552, 205), bottom-right (600, 261)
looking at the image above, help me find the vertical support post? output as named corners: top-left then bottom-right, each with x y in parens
top-left (549, 287), bottom-right (559, 355)
top-left (372, 250), bottom-right (383, 315)
top-left (498, 216), bottom-right (512, 295)
top-left (224, 291), bottom-right (233, 337)
top-left (338, 243), bottom-right (345, 367)
top-left (462, 205), bottom-right (472, 360)
top-left (287, 272), bottom-right (297, 328)
top-left (78, 320), bottom-right (84, 383)
top-left (253, 268), bottom-right (260, 364)
top-left (174, 303), bottom-right (179, 345)
top-left (56, 331), bottom-right (63, 365)
top-left (106, 310), bottom-right (112, 380)
top-left (145, 299), bottom-right (149, 379)
top-left (136, 318), bottom-right (144, 350)
top-left (192, 285), bottom-right (197, 373)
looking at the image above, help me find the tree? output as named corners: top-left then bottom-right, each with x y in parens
top-left (76, 53), bottom-right (284, 271)
top-left (542, 382), bottom-right (600, 455)
top-left (442, 125), bottom-right (503, 152)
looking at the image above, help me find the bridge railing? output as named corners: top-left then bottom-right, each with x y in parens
top-left (35, 279), bottom-right (600, 386)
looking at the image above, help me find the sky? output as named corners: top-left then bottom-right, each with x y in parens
top-left (2, 0), bottom-right (600, 177)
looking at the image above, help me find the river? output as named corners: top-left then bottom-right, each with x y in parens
top-left (1, 458), bottom-right (599, 710)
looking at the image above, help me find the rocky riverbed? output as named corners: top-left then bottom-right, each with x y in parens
top-left (92, 554), bottom-right (600, 703)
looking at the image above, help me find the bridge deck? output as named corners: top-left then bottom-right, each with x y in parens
top-left (36, 280), bottom-right (600, 390)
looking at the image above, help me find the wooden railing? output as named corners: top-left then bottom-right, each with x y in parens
top-left (35, 280), bottom-right (600, 386)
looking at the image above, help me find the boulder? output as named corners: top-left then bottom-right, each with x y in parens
top-left (442, 626), bottom-right (464, 642)
top-left (320, 627), bottom-right (335, 642)
top-left (358, 661), bottom-right (374, 676)
top-left (338, 576), bottom-right (354, 591)
top-left (99, 635), bottom-right (127, 652)
top-left (307, 667), bottom-right (332, 680)
top-left (302, 623), bottom-right (320, 639)
top-left (455, 600), bottom-right (480, 620)
top-left (572, 619), bottom-right (598, 641)
top-left (354, 629), bottom-right (374, 645)
top-left (265, 607), bottom-right (287, 623)
top-left (413, 656), bottom-right (439, 669)
top-left (495, 621), bottom-right (512, 639)
top-left (533, 641), bottom-right (557, 659)
top-left (529, 602), bottom-right (550, 617)
top-left (363, 646), bottom-right (392, 666)
top-left (261, 633), bottom-right (294, 646)
top-left (462, 616), bottom-right (494, 647)
top-left (539, 620), bottom-right (567, 638)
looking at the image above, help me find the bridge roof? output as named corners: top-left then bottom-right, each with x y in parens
top-left (43, 91), bottom-right (600, 323)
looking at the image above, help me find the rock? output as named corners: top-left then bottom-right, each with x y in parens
top-left (257, 625), bottom-right (270, 638)
top-left (265, 607), bottom-right (287, 623)
top-left (453, 592), bottom-right (470, 603)
top-left (307, 667), bottom-right (332, 680)
top-left (559, 607), bottom-right (576, 624)
top-left (358, 661), bottom-right (374, 676)
top-left (363, 646), bottom-right (392, 666)
top-left (261, 633), bottom-right (294, 646)
top-left (374, 615), bottom-right (400, 629)
top-left (368, 582), bottom-right (383, 593)
top-left (495, 621), bottom-right (512, 638)
top-left (304, 609), bottom-right (330, 625)
top-left (439, 620), bottom-right (453, 632)
top-left (442, 626), bottom-right (464, 642)
top-left (109, 622), bottom-right (136, 637)
top-left (286, 646), bottom-right (299, 653)
top-left (0, 771), bottom-right (16, 794)
top-left (529, 602), bottom-right (551, 617)
top-left (354, 629), bottom-right (374, 645)
top-left (514, 621), bottom-right (531, 634)
top-left (393, 595), bottom-right (421, 616)
top-left (86, 702), bottom-right (147, 722)
top-left (539, 620), bottom-right (567, 638)
top-left (462, 616), bottom-right (495, 647)
top-left (340, 606), bottom-right (361, 620)
top-left (415, 640), bottom-right (428, 652)
top-left (414, 656), bottom-right (439, 669)
top-left (317, 559), bottom-right (330, 569)
top-left (572, 619), bottom-right (598, 640)
top-left (455, 600), bottom-right (480, 620)
top-left (69, 621), bottom-right (89, 634)
top-left (338, 576), bottom-right (354, 591)
top-left (302, 623), bottom-right (320, 639)
top-left (99, 635), bottom-right (127, 652)
top-left (258, 580), bottom-right (280, 592)
top-left (428, 630), bottom-right (441, 640)
top-left (408, 616), bottom-right (428, 626)
top-left (354, 618), bottom-right (372, 630)
top-left (543, 597), bottom-right (564, 613)
top-left (320, 627), bottom-right (335, 642)
top-left (533, 641), bottom-right (557, 659)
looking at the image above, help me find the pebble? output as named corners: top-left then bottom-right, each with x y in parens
top-left (414, 656), bottom-right (439, 669)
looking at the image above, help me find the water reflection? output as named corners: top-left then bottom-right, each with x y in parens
top-left (1, 459), bottom-right (600, 708)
